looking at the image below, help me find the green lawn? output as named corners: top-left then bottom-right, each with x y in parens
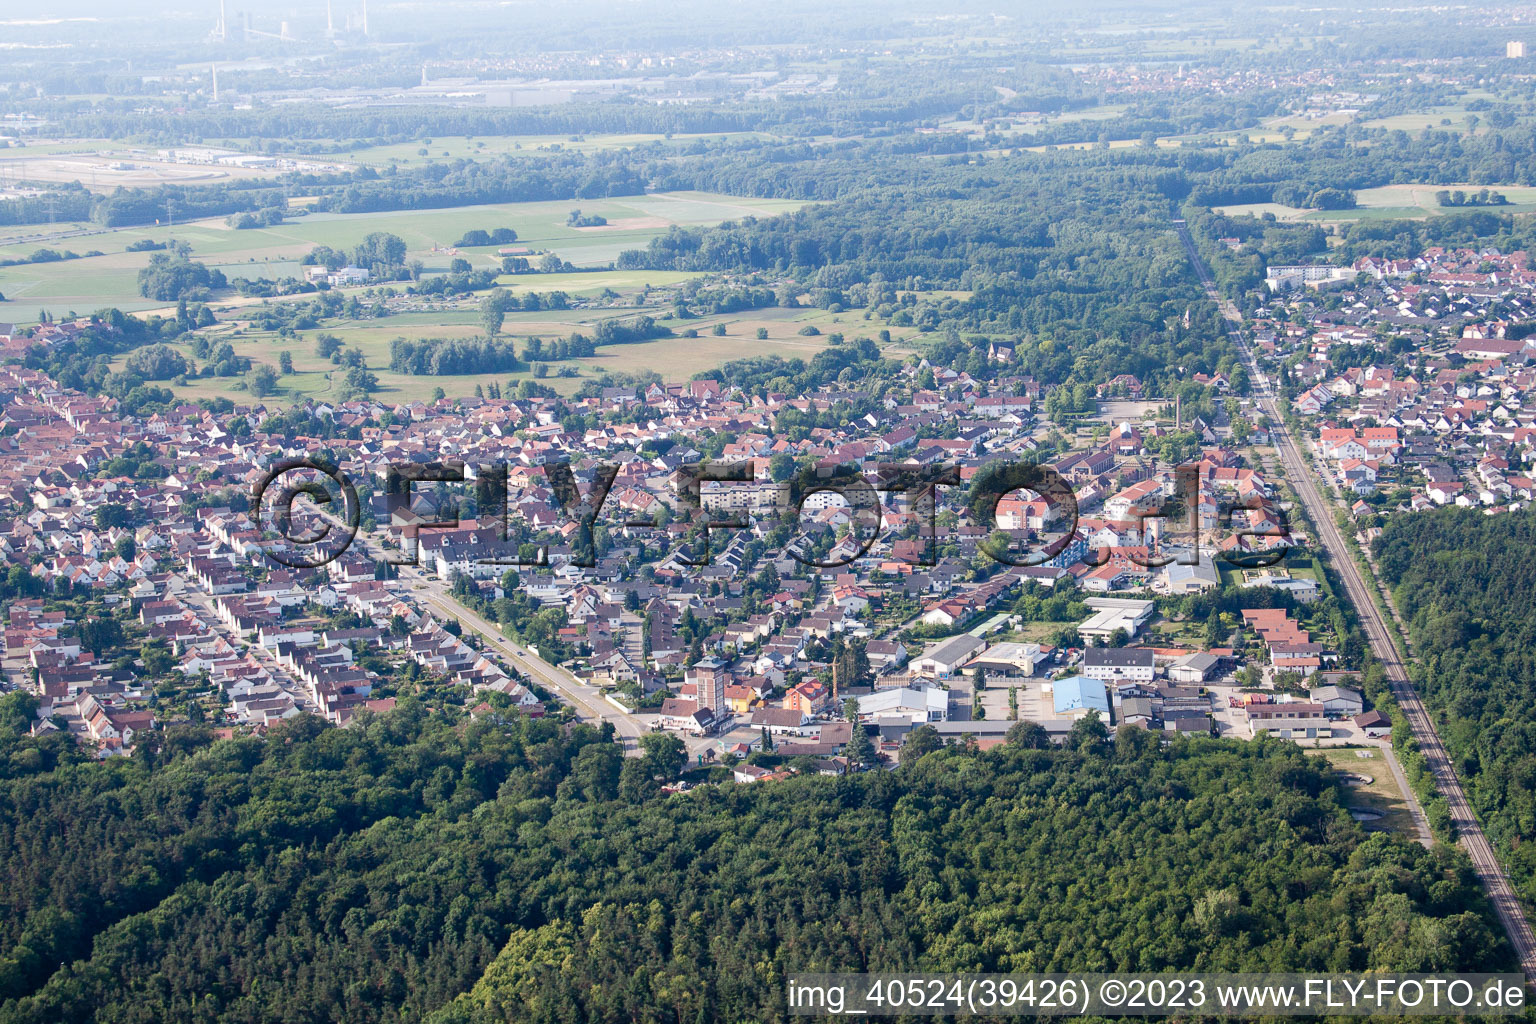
top-left (993, 621), bottom-right (1072, 645)
top-left (0, 184), bottom-right (924, 407)
top-left (1355, 106), bottom-right (1479, 133)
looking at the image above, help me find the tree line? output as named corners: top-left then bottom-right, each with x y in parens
top-left (0, 700), bottom-right (1507, 1023)
top-left (1374, 506), bottom-right (1536, 904)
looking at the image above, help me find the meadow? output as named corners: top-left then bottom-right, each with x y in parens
top-left (0, 190), bottom-right (808, 317)
top-left (121, 299), bottom-right (922, 406)
top-left (1355, 105), bottom-right (1482, 134)
top-left (1214, 183), bottom-right (1536, 224)
top-left (0, 185), bottom-right (878, 404)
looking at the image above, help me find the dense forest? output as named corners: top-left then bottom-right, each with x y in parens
top-left (13, 118), bottom-right (1536, 232)
top-left (0, 695), bottom-right (1509, 1023)
top-left (29, 60), bottom-right (1253, 153)
top-left (620, 154), bottom-right (1244, 396)
top-left (1375, 507), bottom-right (1536, 905)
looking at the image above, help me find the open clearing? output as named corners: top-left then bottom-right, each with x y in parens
top-left (3, 186), bottom-right (862, 407)
top-left (1310, 746), bottom-right (1418, 836)
top-left (1356, 106), bottom-right (1480, 133)
top-left (0, 153), bottom-right (271, 189)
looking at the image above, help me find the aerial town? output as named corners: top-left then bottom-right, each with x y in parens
top-left (0, 306), bottom-right (1395, 775)
top-left (5, 1), bottom-right (1536, 1013)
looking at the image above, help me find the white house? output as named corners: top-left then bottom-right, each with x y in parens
top-left (1082, 647), bottom-right (1156, 683)
top-left (911, 634), bottom-right (985, 678)
top-left (1309, 684), bottom-right (1364, 716)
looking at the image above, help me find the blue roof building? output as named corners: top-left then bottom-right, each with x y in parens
top-left (1052, 675), bottom-right (1110, 716)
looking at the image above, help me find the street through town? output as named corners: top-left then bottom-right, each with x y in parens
top-left (1175, 218), bottom-right (1536, 980)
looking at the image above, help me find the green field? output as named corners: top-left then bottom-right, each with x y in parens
top-left (1215, 183), bottom-right (1536, 224)
top-left (121, 302), bottom-right (921, 407)
top-left (0, 190), bottom-right (808, 318)
top-left (1, 186), bottom-right (864, 405)
top-left (1355, 106), bottom-right (1480, 133)
top-left (0, 139), bottom-right (126, 157)
top-left (1349, 183), bottom-right (1536, 216)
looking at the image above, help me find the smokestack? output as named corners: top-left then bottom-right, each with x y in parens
top-left (362, 0), bottom-right (368, 35)
top-left (326, 0), bottom-right (334, 36)
top-left (211, 64), bottom-right (218, 102)
top-left (219, 0), bottom-right (227, 40)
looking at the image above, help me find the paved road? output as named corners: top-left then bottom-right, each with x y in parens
top-left (1379, 745), bottom-right (1435, 847)
top-left (168, 573), bottom-right (317, 713)
top-left (399, 564), bottom-right (648, 755)
top-left (1174, 218), bottom-right (1536, 979)
top-left (275, 496), bottom-right (658, 753)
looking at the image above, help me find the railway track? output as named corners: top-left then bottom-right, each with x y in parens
top-left (1173, 219), bottom-right (1536, 979)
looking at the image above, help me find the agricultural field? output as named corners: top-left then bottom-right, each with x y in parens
top-left (0, 138), bottom-right (128, 158)
top-left (939, 104), bottom-right (1130, 138)
top-left (1355, 105), bottom-right (1481, 134)
top-left (122, 301), bottom-right (922, 407)
top-left (796, 103), bottom-right (1337, 159)
top-left (1349, 183), bottom-right (1536, 216)
top-left (1214, 183), bottom-right (1536, 224)
top-left (1047, 34), bottom-right (1281, 59)
top-left (0, 190), bottom-right (809, 318)
top-left (3, 186), bottom-right (856, 407)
